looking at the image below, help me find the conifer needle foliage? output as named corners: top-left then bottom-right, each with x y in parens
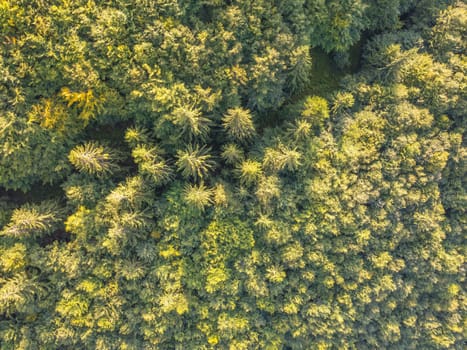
top-left (68, 142), bottom-right (116, 176)
top-left (0, 1), bottom-right (465, 349)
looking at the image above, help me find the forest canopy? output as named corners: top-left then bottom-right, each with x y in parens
top-left (0, 0), bottom-right (466, 349)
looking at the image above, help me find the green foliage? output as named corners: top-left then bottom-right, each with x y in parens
top-left (0, 243), bottom-right (27, 273)
top-left (301, 96), bottom-right (330, 131)
top-left (176, 145), bottom-right (215, 181)
top-left (222, 107), bottom-right (256, 142)
top-left (183, 182), bottom-right (213, 211)
top-left (68, 142), bottom-right (117, 177)
top-left (124, 126), bottom-right (150, 147)
top-left (221, 143), bottom-right (244, 165)
top-left (256, 175), bottom-right (281, 207)
top-left (430, 3), bottom-right (467, 58)
top-left (237, 159), bottom-right (262, 186)
top-left (0, 273), bottom-right (43, 317)
top-left (308, 0), bottom-right (367, 53)
top-left (59, 87), bottom-right (104, 124)
top-left (0, 1), bottom-right (464, 349)
top-left (263, 145), bottom-right (302, 172)
top-left (287, 45), bottom-right (313, 93)
top-left (1, 200), bottom-right (63, 239)
top-left (0, 113), bottom-right (70, 191)
top-left (168, 106), bottom-right (211, 142)
top-left (132, 145), bottom-right (172, 185)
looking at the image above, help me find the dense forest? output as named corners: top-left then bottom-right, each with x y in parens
top-left (0, 0), bottom-right (466, 349)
